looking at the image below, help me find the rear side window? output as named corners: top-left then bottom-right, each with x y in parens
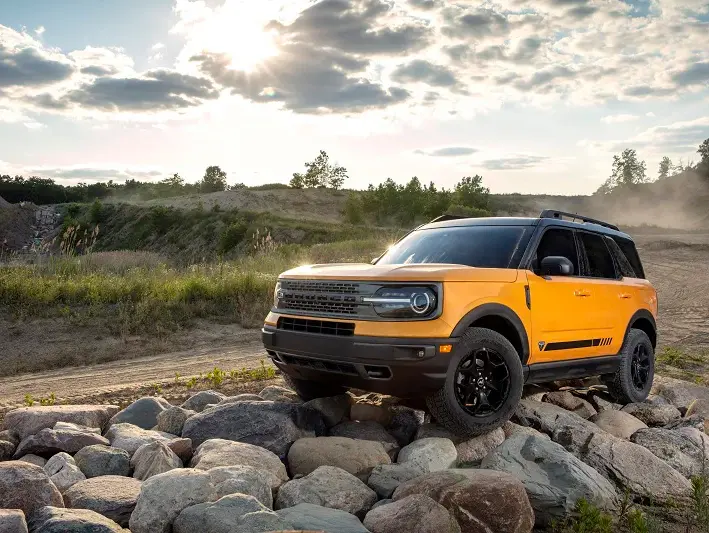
top-left (605, 237), bottom-right (637, 278)
top-left (613, 237), bottom-right (645, 279)
top-left (532, 228), bottom-right (579, 275)
top-left (579, 232), bottom-right (617, 278)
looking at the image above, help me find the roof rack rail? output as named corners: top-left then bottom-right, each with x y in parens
top-left (539, 209), bottom-right (619, 232)
top-left (428, 214), bottom-right (467, 224)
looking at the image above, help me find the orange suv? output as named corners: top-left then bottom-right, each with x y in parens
top-left (262, 210), bottom-right (658, 436)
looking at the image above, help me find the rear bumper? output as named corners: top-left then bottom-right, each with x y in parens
top-left (262, 326), bottom-right (457, 397)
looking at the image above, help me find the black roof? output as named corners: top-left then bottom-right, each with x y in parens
top-left (421, 211), bottom-right (632, 240)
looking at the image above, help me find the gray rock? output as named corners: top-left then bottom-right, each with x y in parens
top-left (0, 430), bottom-right (19, 446)
top-left (181, 400), bottom-right (326, 456)
top-left (590, 410), bottom-right (648, 439)
top-left (455, 428), bottom-right (505, 465)
top-left (63, 475), bottom-right (142, 527)
top-left (166, 438), bottom-right (193, 463)
top-left (54, 422), bottom-right (101, 434)
top-left (304, 395), bottom-right (351, 428)
top-left (13, 428), bottom-right (109, 458)
top-left (44, 452), bottom-right (75, 476)
top-left (580, 431), bottom-right (692, 504)
top-left (386, 406), bottom-right (426, 447)
top-left (16, 454), bottom-right (46, 467)
top-left (363, 494), bottom-right (460, 533)
top-left (174, 494), bottom-right (291, 533)
top-left (156, 406), bottom-right (195, 435)
top-left (207, 465), bottom-right (274, 508)
top-left (4, 405), bottom-right (119, 441)
top-left (652, 375), bottom-right (709, 410)
top-left (74, 446), bottom-right (131, 478)
top-left (181, 391), bottom-right (226, 413)
top-left (27, 507), bottom-right (127, 532)
top-left (481, 433), bottom-right (617, 526)
top-left (621, 403), bottom-right (682, 426)
top-left (189, 439), bottom-right (288, 490)
top-left (397, 438), bottom-right (457, 473)
top-left (44, 452), bottom-right (85, 493)
top-left (259, 385), bottom-right (302, 403)
top-left (0, 509), bottom-right (27, 533)
top-left (367, 463), bottom-right (425, 499)
top-left (0, 461), bottom-right (63, 515)
top-left (646, 394), bottom-right (670, 406)
top-left (686, 399), bottom-right (709, 425)
top-left (330, 421), bottom-right (399, 459)
top-left (371, 499), bottom-right (392, 510)
top-left (414, 423), bottom-right (459, 443)
top-left (105, 423), bottom-right (180, 456)
top-left (131, 441), bottom-right (182, 481)
top-left (0, 440), bottom-right (16, 461)
top-left (277, 503), bottom-right (369, 533)
top-left (391, 469), bottom-right (484, 501)
top-left (350, 404), bottom-right (392, 426)
top-left (217, 394), bottom-right (265, 405)
top-left (502, 421), bottom-right (550, 440)
top-left (108, 397), bottom-right (172, 430)
top-left (288, 437), bottom-right (391, 481)
top-left (665, 415), bottom-right (706, 432)
top-left (630, 427), bottom-right (709, 478)
top-left (586, 390), bottom-right (622, 412)
top-left (276, 466), bottom-right (377, 518)
top-left (544, 391), bottom-right (597, 419)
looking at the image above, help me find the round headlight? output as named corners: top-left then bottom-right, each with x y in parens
top-left (367, 286), bottom-right (438, 319)
top-left (411, 291), bottom-right (433, 315)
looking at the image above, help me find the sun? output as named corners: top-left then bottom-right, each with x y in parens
top-left (220, 27), bottom-right (279, 72)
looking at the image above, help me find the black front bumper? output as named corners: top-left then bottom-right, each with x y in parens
top-left (262, 326), bottom-right (457, 397)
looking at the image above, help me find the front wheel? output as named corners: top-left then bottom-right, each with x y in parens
top-left (604, 329), bottom-right (654, 404)
top-left (426, 327), bottom-right (524, 438)
top-left (282, 373), bottom-right (347, 402)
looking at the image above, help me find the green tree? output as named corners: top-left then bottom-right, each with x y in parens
top-left (698, 138), bottom-right (709, 165)
top-left (343, 192), bottom-right (364, 224)
top-left (596, 149), bottom-right (648, 194)
top-left (161, 173), bottom-right (184, 188)
top-left (290, 150), bottom-right (348, 189)
top-left (657, 156), bottom-right (673, 179)
top-left (89, 199), bottom-right (103, 224)
top-left (453, 175), bottom-right (490, 210)
top-left (200, 166), bottom-right (227, 193)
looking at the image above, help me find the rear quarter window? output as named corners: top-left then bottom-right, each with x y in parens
top-left (612, 237), bottom-right (645, 279)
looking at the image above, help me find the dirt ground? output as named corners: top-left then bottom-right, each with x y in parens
top-left (0, 231), bottom-right (707, 410)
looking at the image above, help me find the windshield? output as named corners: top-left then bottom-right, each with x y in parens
top-left (376, 225), bottom-right (532, 269)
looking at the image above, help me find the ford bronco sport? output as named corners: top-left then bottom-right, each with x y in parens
top-left (262, 210), bottom-right (658, 436)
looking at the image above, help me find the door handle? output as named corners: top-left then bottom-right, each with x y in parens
top-left (619, 293), bottom-right (632, 299)
top-left (574, 290), bottom-right (591, 297)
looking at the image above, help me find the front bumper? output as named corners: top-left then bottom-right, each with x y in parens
top-left (262, 325), bottom-right (457, 397)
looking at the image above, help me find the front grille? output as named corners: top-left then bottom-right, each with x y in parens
top-left (278, 280), bottom-right (362, 316)
top-left (280, 280), bottom-right (361, 294)
top-left (279, 354), bottom-right (358, 375)
top-left (277, 317), bottom-right (355, 337)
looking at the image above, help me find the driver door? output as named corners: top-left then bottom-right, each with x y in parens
top-left (526, 227), bottom-right (597, 364)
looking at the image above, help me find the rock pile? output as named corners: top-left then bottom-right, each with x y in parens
top-left (0, 376), bottom-right (708, 532)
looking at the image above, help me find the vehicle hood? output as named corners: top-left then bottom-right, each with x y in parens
top-left (279, 263), bottom-right (519, 283)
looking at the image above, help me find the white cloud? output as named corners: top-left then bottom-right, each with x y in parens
top-left (646, 112), bottom-right (656, 117)
top-left (23, 121), bottom-right (46, 130)
top-left (34, 26), bottom-right (45, 36)
top-left (601, 114), bottom-right (640, 124)
top-left (151, 42), bottom-right (165, 51)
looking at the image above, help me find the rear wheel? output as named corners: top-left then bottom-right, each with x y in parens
top-left (605, 328), bottom-right (654, 404)
top-left (282, 373), bottom-right (347, 402)
top-left (426, 327), bottom-right (524, 438)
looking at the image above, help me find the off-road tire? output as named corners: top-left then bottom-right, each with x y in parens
top-left (282, 374), bottom-right (347, 402)
top-left (425, 327), bottom-right (524, 438)
top-left (605, 328), bottom-right (654, 404)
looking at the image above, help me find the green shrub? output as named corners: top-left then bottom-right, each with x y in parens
top-left (219, 221), bottom-right (248, 253)
top-left (90, 199), bottom-right (103, 223)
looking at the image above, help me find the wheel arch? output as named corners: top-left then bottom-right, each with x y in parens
top-left (450, 303), bottom-right (530, 364)
top-left (625, 309), bottom-right (657, 349)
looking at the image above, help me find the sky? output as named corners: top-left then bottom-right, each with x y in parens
top-left (0, 0), bottom-right (708, 195)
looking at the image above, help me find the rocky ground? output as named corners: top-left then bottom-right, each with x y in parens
top-left (2, 376), bottom-right (709, 533)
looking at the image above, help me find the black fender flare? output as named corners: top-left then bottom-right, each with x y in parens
top-left (450, 303), bottom-right (530, 364)
top-left (623, 309), bottom-right (657, 348)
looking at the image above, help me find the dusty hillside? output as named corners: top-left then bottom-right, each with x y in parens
top-left (0, 196), bottom-right (36, 250)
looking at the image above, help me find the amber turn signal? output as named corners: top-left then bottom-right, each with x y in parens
top-left (439, 344), bottom-right (453, 353)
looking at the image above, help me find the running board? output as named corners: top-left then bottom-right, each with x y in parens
top-left (523, 355), bottom-right (620, 384)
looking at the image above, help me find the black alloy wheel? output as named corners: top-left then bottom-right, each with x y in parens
top-left (454, 347), bottom-right (511, 417)
top-left (630, 343), bottom-right (651, 391)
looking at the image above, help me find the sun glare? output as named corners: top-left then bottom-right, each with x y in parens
top-left (221, 27), bottom-right (278, 71)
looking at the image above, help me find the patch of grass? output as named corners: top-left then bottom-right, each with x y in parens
top-left (657, 346), bottom-right (706, 369)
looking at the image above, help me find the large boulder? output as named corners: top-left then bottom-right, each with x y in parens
top-left (621, 403), bottom-right (681, 427)
top-left (74, 446), bottom-right (131, 478)
top-left (651, 376), bottom-right (709, 410)
top-left (217, 394), bottom-right (265, 405)
top-left (277, 504), bottom-right (370, 533)
top-left (4, 405), bottom-right (119, 440)
top-left (363, 494), bottom-right (460, 533)
top-left (303, 396), bottom-right (351, 428)
top-left (481, 433), bottom-right (617, 526)
top-left (54, 422), bottom-right (101, 434)
top-left (367, 464), bottom-right (425, 499)
top-left (207, 465), bottom-right (274, 509)
top-left (259, 385), bottom-right (302, 403)
top-left (543, 391), bottom-right (597, 419)
top-left (173, 494), bottom-right (292, 533)
top-left (0, 440), bottom-right (16, 462)
top-left (414, 424), bottom-right (458, 443)
top-left (386, 406), bottom-right (426, 447)
top-left (64, 476), bottom-right (142, 527)
top-left (396, 438), bottom-right (457, 473)
top-left (392, 469), bottom-right (534, 533)
top-left (288, 437), bottom-right (390, 480)
top-left (108, 397), bottom-right (172, 430)
top-left (27, 507), bottom-right (127, 533)
top-left (580, 431), bottom-right (691, 504)
top-left (181, 390), bottom-right (227, 412)
top-left (630, 427), bottom-right (709, 478)
top-left (589, 411), bottom-right (647, 439)
top-left (131, 441), bottom-right (182, 481)
top-left (104, 423), bottom-right (183, 456)
top-left (44, 452), bottom-right (85, 493)
top-left (181, 400), bottom-right (326, 456)
top-left (13, 428), bottom-right (108, 458)
top-left (350, 404), bottom-right (392, 426)
top-left (0, 509), bottom-right (28, 533)
top-left (502, 422), bottom-right (550, 441)
top-left (16, 454), bottom-right (46, 467)
top-left (276, 466), bottom-right (377, 518)
top-left (156, 406), bottom-right (195, 435)
top-left (455, 428), bottom-right (505, 465)
top-left (0, 461), bottom-right (63, 515)
top-left (189, 439), bottom-right (288, 490)
top-left (329, 421), bottom-right (399, 459)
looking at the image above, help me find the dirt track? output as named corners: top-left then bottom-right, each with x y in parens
top-left (1, 232), bottom-right (707, 410)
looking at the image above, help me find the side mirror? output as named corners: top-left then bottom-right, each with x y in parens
top-left (540, 256), bottom-right (574, 277)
